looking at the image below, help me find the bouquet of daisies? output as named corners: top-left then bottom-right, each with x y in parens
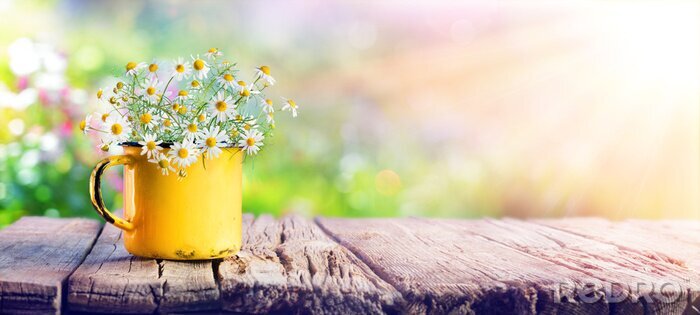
top-left (79, 48), bottom-right (298, 177)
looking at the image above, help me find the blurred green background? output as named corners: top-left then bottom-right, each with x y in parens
top-left (1, 0), bottom-right (699, 227)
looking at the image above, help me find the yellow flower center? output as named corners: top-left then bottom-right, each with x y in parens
top-left (101, 113), bottom-right (109, 122)
top-left (288, 100), bottom-right (297, 108)
top-left (244, 124), bottom-right (251, 131)
top-left (109, 96), bottom-right (117, 104)
top-left (240, 89), bottom-right (250, 97)
top-left (116, 82), bottom-right (124, 89)
top-left (198, 114), bottom-right (206, 122)
top-left (246, 138), bottom-right (255, 146)
top-left (191, 80), bottom-right (200, 87)
top-left (187, 123), bottom-right (197, 133)
top-left (235, 115), bottom-right (242, 121)
top-left (111, 123), bottom-right (123, 135)
top-left (146, 141), bottom-right (156, 150)
top-left (140, 113), bottom-right (152, 124)
top-left (265, 99), bottom-right (273, 106)
top-left (126, 62), bottom-right (137, 71)
top-left (223, 74), bottom-right (234, 82)
top-left (215, 101), bottom-right (227, 112)
top-left (178, 106), bottom-right (188, 115)
top-left (97, 89), bottom-right (103, 99)
top-left (208, 48), bottom-right (218, 53)
top-left (146, 87), bottom-right (156, 95)
top-left (172, 103), bottom-right (180, 111)
top-left (259, 65), bottom-right (270, 75)
top-left (79, 120), bottom-right (86, 131)
top-left (164, 119), bottom-right (172, 127)
top-left (237, 80), bottom-right (246, 87)
top-left (193, 59), bottom-right (205, 71)
top-left (158, 159), bottom-right (170, 168)
top-left (178, 90), bottom-right (188, 97)
top-left (205, 137), bottom-right (217, 147)
top-left (231, 130), bottom-right (239, 138)
top-left (100, 144), bottom-right (110, 152)
top-left (149, 63), bottom-right (158, 72)
top-left (176, 64), bottom-right (185, 73)
top-left (178, 148), bottom-right (189, 158)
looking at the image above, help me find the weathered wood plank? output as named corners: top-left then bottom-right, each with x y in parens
top-left (0, 217), bottom-right (101, 314)
top-left (316, 217), bottom-right (700, 314)
top-left (67, 222), bottom-right (219, 313)
top-left (534, 218), bottom-right (700, 315)
top-left (431, 218), bottom-right (700, 314)
top-left (218, 214), bottom-right (402, 314)
top-left (534, 218), bottom-right (700, 273)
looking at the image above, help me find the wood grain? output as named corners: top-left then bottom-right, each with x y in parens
top-left (66, 222), bottom-right (219, 313)
top-left (0, 217), bottom-right (101, 315)
top-left (3, 215), bottom-right (699, 314)
top-left (218, 214), bottom-right (403, 314)
top-left (316, 217), bottom-right (700, 314)
top-left (534, 218), bottom-right (700, 315)
top-left (435, 218), bottom-right (700, 314)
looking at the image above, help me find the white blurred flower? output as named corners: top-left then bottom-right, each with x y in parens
top-left (8, 118), bottom-right (24, 135)
top-left (8, 38), bottom-right (40, 76)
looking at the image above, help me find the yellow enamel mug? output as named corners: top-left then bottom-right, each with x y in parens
top-left (89, 144), bottom-right (243, 260)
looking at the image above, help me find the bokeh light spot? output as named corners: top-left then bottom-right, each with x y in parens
top-left (375, 169), bottom-right (401, 196)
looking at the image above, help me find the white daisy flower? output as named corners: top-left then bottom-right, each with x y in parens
top-left (266, 112), bottom-right (275, 125)
top-left (96, 87), bottom-right (109, 101)
top-left (197, 126), bottom-right (229, 160)
top-left (147, 61), bottom-right (160, 77)
top-left (217, 73), bottom-right (237, 90)
top-left (238, 129), bottom-right (264, 155)
top-left (236, 80), bottom-right (260, 98)
top-left (161, 117), bottom-right (174, 131)
top-left (141, 77), bottom-right (161, 103)
top-left (208, 92), bottom-right (236, 123)
top-left (176, 89), bottom-right (191, 102)
top-left (138, 133), bottom-right (163, 158)
top-left (103, 114), bottom-right (132, 143)
top-left (241, 116), bottom-right (258, 132)
top-left (205, 47), bottom-right (222, 59)
top-left (79, 114), bottom-right (93, 134)
top-left (183, 121), bottom-right (200, 140)
top-left (281, 98), bottom-right (298, 117)
top-left (149, 153), bottom-right (176, 175)
top-left (262, 98), bottom-right (275, 113)
top-left (169, 140), bottom-right (199, 168)
top-left (255, 65), bottom-right (275, 86)
top-left (138, 111), bottom-right (159, 130)
top-left (189, 79), bottom-right (202, 90)
top-left (125, 61), bottom-right (146, 76)
top-left (97, 111), bottom-right (112, 124)
top-left (171, 57), bottom-right (191, 81)
top-left (190, 55), bottom-right (210, 80)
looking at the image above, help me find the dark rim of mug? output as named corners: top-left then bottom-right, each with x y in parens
top-left (119, 141), bottom-right (242, 149)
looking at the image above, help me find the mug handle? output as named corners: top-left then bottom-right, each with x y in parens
top-left (89, 155), bottom-right (135, 231)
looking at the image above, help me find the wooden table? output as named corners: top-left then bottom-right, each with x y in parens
top-left (0, 215), bottom-right (698, 314)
